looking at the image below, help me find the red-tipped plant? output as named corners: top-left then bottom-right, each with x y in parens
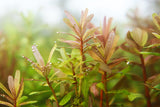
top-left (88, 17), bottom-right (125, 107)
top-left (62, 8), bottom-right (98, 98)
top-left (23, 44), bottom-right (60, 107)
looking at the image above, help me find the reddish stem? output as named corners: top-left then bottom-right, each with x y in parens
top-left (139, 54), bottom-right (151, 107)
top-left (45, 76), bottom-right (60, 107)
top-left (104, 72), bottom-right (109, 107)
top-left (100, 72), bottom-right (109, 107)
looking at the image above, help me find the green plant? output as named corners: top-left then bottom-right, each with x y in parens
top-left (0, 70), bottom-right (36, 107)
top-left (1, 9), bottom-right (160, 107)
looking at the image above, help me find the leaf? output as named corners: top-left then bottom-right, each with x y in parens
top-left (19, 101), bottom-right (37, 106)
top-left (126, 31), bottom-right (138, 48)
top-left (104, 30), bottom-right (116, 60)
top-left (60, 39), bottom-right (80, 48)
top-left (152, 13), bottom-right (160, 30)
top-left (14, 70), bottom-right (20, 95)
top-left (64, 10), bottom-right (80, 34)
top-left (60, 48), bottom-right (68, 60)
top-left (23, 56), bottom-right (43, 76)
top-left (0, 83), bottom-right (13, 99)
top-left (130, 28), bottom-right (148, 47)
top-left (59, 32), bottom-right (80, 40)
top-left (17, 79), bottom-right (24, 101)
top-left (71, 49), bottom-right (81, 59)
top-left (152, 32), bottom-right (160, 39)
top-left (106, 34), bottom-right (119, 62)
top-left (98, 62), bottom-right (112, 74)
top-left (47, 43), bottom-right (57, 63)
top-left (120, 43), bottom-right (139, 55)
top-left (59, 92), bottom-right (73, 106)
top-left (8, 76), bottom-right (16, 98)
top-left (96, 82), bottom-right (105, 92)
top-left (18, 96), bottom-right (28, 103)
top-left (0, 100), bottom-right (13, 107)
top-left (82, 79), bottom-right (90, 99)
top-left (29, 90), bottom-right (49, 95)
top-left (32, 45), bottom-right (45, 66)
top-left (63, 18), bottom-right (80, 36)
top-left (128, 93), bottom-right (143, 101)
top-left (83, 27), bottom-right (98, 40)
top-left (103, 17), bottom-right (113, 40)
top-left (139, 52), bottom-right (160, 56)
top-left (108, 58), bottom-right (126, 68)
top-left (88, 47), bottom-right (104, 62)
top-left (147, 74), bottom-right (160, 87)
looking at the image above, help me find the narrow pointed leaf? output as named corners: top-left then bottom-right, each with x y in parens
top-left (32, 45), bottom-right (45, 66)
top-left (0, 83), bottom-right (13, 99)
top-left (17, 79), bottom-right (24, 101)
top-left (152, 13), bottom-right (160, 30)
top-left (59, 92), bottom-right (73, 106)
top-left (63, 18), bottom-right (80, 36)
top-left (64, 11), bottom-right (80, 34)
top-left (106, 35), bottom-right (119, 62)
top-left (14, 70), bottom-right (20, 95)
top-left (0, 100), bottom-right (13, 107)
top-left (47, 43), bottom-right (57, 63)
top-left (152, 32), bottom-right (160, 39)
top-left (19, 101), bottom-right (37, 106)
top-left (139, 52), bottom-right (160, 56)
top-left (8, 76), bottom-right (16, 98)
top-left (83, 27), bottom-right (98, 40)
top-left (60, 40), bottom-right (80, 48)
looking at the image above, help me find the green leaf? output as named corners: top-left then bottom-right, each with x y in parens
top-left (47, 43), bottom-right (57, 63)
top-left (71, 49), bottom-right (81, 59)
top-left (82, 79), bottom-right (90, 99)
top-left (29, 90), bottom-right (49, 95)
top-left (60, 48), bottom-right (68, 60)
top-left (0, 100), bottom-right (13, 107)
top-left (59, 92), bottom-right (73, 106)
top-left (14, 70), bottom-right (20, 95)
top-left (0, 83), bottom-right (13, 99)
top-left (19, 101), bottom-right (37, 106)
top-left (18, 96), bottom-right (28, 104)
top-left (128, 93), bottom-right (143, 101)
top-left (130, 28), bottom-right (148, 47)
top-left (152, 13), bottom-right (160, 30)
top-left (96, 82), bottom-right (105, 92)
top-left (152, 32), bottom-right (160, 39)
top-left (139, 52), bottom-right (160, 56)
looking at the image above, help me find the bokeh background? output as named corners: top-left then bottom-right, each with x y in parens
top-left (0, 0), bottom-right (160, 107)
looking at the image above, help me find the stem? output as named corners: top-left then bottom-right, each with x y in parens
top-left (71, 63), bottom-right (78, 96)
top-left (14, 98), bottom-right (16, 107)
top-left (78, 37), bottom-right (84, 97)
top-left (45, 76), bottom-right (59, 107)
top-left (100, 60), bottom-right (110, 107)
top-left (139, 54), bottom-right (151, 107)
top-left (100, 75), bottom-right (103, 107)
top-left (104, 72), bottom-right (109, 107)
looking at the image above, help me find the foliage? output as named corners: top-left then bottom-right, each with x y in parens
top-left (0, 9), bottom-right (160, 107)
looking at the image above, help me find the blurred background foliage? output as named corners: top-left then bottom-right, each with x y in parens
top-left (0, 0), bottom-right (160, 107)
